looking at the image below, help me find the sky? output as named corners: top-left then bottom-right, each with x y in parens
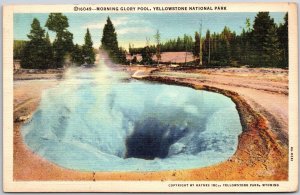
top-left (14, 12), bottom-right (286, 49)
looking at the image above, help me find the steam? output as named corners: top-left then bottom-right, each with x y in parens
top-left (21, 54), bottom-right (242, 171)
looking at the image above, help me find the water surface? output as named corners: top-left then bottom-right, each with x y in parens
top-left (22, 62), bottom-right (242, 171)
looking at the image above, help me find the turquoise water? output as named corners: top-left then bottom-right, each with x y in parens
top-left (21, 64), bottom-right (242, 172)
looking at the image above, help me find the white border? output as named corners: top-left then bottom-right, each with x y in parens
top-left (2, 3), bottom-right (298, 192)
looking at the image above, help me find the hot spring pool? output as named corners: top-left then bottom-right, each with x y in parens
top-left (21, 66), bottom-right (242, 172)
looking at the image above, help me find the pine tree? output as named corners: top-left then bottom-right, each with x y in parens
top-left (13, 40), bottom-right (27, 60)
top-left (116, 47), bottom-right (127, 64)
top-left (71, 44), bottom-right (84, 65)
top-left (101, 16), bottom-right (125, 63)
top-left (46, 13), bottom-right (74, 68)
top-left (27, 18), bottom-right (45, 40)
top-left (203, 30), bottom-right (211, 65)
top-left (219, 26), bottom-right (232, 66)
top-left (82, 28), bottom-right (95, 64)
top-left (245, 18), bottom-right (252, 32)
top-left (277, 13), bottom-right (288, 68)
top-left (176, 37), bottom-right (183, 51)
top-left (239, 18), bottom-right (256, 66)
top-left (263, 25), bottom-right (283, 67)
top-left (101, 17), bottom-right (118, 52)
top-left (210, 33), bottom-right (217, 64)
top-left (45, 32), bottom-right (50, 43)
top-left (44, 32), bottom-right (54, 68)
top-left (252, 12), bottom-right (275, 66)
top-left (141, 46), bottom-right (153, 65)
top-left (21, 18), bottom-right (53, 69)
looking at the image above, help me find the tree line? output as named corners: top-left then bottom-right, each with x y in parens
top-left (15, 13), bottom-right (95, 69)
top-left (15, 12), bottom-right (288, 69)
top-left (128, 12), bottom-right (288, 68)
top-left (198, 12), bottom-right (288, 68)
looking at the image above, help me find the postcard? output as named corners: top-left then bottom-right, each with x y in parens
top-left (3, 2), bottom-right (298, 192)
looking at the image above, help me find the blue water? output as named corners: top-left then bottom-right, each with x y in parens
top-left (21, 62), bottom-right (242, 172)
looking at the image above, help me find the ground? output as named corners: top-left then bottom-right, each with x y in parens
top-left (126, 52), bottom-right (194, 64)
top-left (13, 53), bottom-right (288, 181)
